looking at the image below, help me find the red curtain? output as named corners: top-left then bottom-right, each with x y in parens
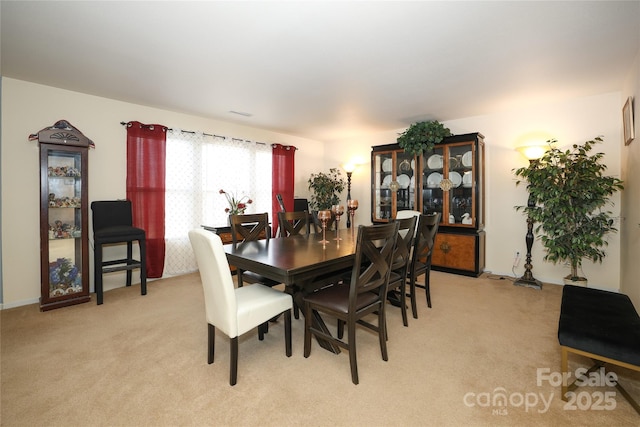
top-left (126, 121), bottom-right (166, 278)
top-left (272, 144), bottom-right (297, 236)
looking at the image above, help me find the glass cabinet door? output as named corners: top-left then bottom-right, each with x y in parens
top-left (422, 145), bottom-right (446, 220)
top-left (372, 149), bottom-right (418, 222)
top-left (395, 150), bottom-right (417, 214)
top-left (446, 142), bottom-right (475, 226)
top-left (40, 144), bottom-right (90, 310)
top-left (372, 151), bottom-right (394, 221)
top-left (423, 141), bottom-right (477, 227)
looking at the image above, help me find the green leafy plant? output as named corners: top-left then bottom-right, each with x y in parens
top-left (308, 168), bottom-right (345, 210)
top-left (513, 136), bottom-right (623, 282)
top-left (397, 120), bottom-right (451, 156)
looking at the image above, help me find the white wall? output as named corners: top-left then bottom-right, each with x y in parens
top-left (621, 48), bottom-right (640, 308)
top-left (1, 78), bottom-right (324, 308)
top-left (1, 77), bottom-right (632, 307)
top-left (325, 92), bottom-right (624, 290)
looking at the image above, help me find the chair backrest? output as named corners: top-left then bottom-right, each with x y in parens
top-left (395, 210), bottom-right (421, 237)
top-left (229, 213), bottom-right (271, 245)
top-left (395, 210), bottom-right (421, 220)
top-left (311, 210), bottom-right (335, 234)
top-left (91, 200), bottom-right (133, 231)
top-left (349, 222), bottom-right (400, 306)
top-left (410, 213), bottom-right (441, 269)
top-left (293, 198), bottom-right (309, 212)
top-left (391, 216), bottom-right (418, 272)
top-left (188, 229), bottom-right (238, 337)
top-left (276, 193), bottom-right (286, 212)
top-left (277, 210), bottom-right (311, 237)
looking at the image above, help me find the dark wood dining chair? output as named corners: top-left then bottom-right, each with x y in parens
top-left (407, 213), bottom-right (441, 318)
top-left (386, 215), bottom-right (418, 327)
top-left (277, 210), bottom-right (311, 237)
top-left (229, 213), bottom-right (280, 288)
top-left (276, 193), bottom-right (287, 212)
top-left (188, 229), bottom-right (292, 386)
top-left (303, 222), bottom-right (399, 385)
top-left (277, 210), bottom-right (311, 319)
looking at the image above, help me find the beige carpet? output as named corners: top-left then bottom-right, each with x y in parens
top-left (2, 271), bottom-right (639, 426)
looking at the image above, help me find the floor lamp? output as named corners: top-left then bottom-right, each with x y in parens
top-left (343, 163), bottom-right (356, 228)
top-left (514, 144), bottom-right (547, 290)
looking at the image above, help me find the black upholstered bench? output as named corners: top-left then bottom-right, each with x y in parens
top-left (558, 284), bottom-right (640, 413)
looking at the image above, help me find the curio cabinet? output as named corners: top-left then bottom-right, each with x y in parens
top-left (32, 120), bottom-right (93, 310)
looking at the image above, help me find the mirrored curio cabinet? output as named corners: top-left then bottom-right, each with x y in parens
top-left (371, 132), bottom-right (485, 276)
top-left (33, 121), bottom-right (93, 310)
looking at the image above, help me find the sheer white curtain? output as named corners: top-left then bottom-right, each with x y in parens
top-left (164, 129), bottom-right (272, 275)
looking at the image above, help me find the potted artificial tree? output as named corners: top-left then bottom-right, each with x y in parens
top-left (397, 120), bottom-right (452, 156)
top-left (513, 136), bottom-right (623, 285)
top-left (308, 168), bottom-right (345, 210)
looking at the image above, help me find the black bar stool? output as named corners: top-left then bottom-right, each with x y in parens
top-left (91, 200), bottom-right (146, 305)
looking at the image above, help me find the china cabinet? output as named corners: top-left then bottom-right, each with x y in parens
top-left (371, 146), bottom-right (419, 222)
top-left (371, 132), bottom-right (485, 277)
top-left (33, 121), bottom-right (92, 310)
top-left (422, 132), bottom-right (485, 276)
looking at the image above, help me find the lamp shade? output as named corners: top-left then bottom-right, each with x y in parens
top-left (343, 163), bottom-right (357, 173)
top-left (516, 144), bottom-right (547, 161)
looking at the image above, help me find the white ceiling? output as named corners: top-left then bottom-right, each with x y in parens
top-left (2, 1), bottom-right (639, 142)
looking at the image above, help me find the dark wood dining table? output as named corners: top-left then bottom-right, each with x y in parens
top-left (223, 228), bottom-right (359, 353)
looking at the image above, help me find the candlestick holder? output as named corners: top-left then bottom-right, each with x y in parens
top-left (347, 199), bottom-right (358, 237)
top-left (317, 209), bottom-right (331, 245)
top-left (332, 205), bottom-right (344, 240)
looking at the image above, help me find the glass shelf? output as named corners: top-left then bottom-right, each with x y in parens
top-left (39, 143), bottom-right (90, 310)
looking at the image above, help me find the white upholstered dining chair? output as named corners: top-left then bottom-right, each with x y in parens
top-left (188, 229), bottom-right (293, 386)
top-left (395, 210), bottom-right (421, 238)
top-left (395, 210), bottom-right (421, 219)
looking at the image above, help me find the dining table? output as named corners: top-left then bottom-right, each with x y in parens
top-left (223, 228), bottom-right (360, 354)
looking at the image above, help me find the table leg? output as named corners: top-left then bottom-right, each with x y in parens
top-left (289, 286), bottom-right (341, 354)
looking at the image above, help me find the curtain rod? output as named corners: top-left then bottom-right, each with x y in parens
top-left (119, 121), bottom-right (266, 145)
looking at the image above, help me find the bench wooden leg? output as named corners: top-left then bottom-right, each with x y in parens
top-left (561, 346), bottom-right (569, 401)
top-left (561, 346), bottom-right (640, 415)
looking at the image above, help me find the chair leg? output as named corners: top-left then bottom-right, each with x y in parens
top-left (348, 318), bottom-right (359, 385)
top-left (208, 323), bottom-right (215, 364)
top-left (139, 238), bottom-right (147, 296)
top-left (425, 268), bottom-right (432, 309)
top-left (409, 276), bottom-right (418, 319)
top-left (258, 322), bottom-right (266, 341)
top-left (126, 241), bottom-right (133, 286)
top-left (337, 319), bottom-right (345, 339)
top-left (95, 243), bottom-right (104, 305)
top-left (400, 282), bottom-right (408, 327)
top-left (230, 337), bottom-right (238, 386)
top-left (378, 305), bottom-right (389, 362)
top-left (284, 309), bottom-right (292, 357)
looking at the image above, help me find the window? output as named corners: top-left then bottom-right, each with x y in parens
top-left (164, 130), bottom-right (272, 275)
